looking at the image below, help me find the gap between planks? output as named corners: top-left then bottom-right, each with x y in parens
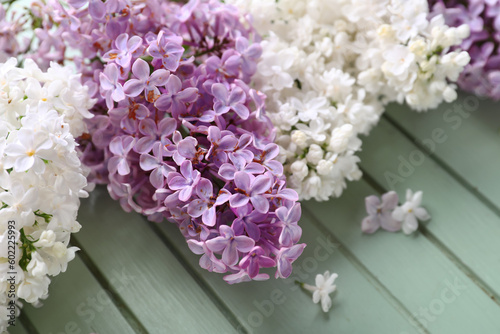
top-left (300, 204), bottom-right (431, 334)
top-left (146, 220), bottom-right (249, 334)
top-left (383, 113), bottom-right (500, 224)
top-left (69, 237), bottom-right (149, 334)
top-left (360, 166), bottom-right (500, 308)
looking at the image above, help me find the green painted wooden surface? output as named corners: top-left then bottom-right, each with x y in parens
top-left (8, 92), bottom-right (500, 334)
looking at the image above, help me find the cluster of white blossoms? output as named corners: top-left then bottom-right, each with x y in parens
top-left (0, 58), bottom-right (94, 331)
top-left (228, 0), bottom-right (470, 201)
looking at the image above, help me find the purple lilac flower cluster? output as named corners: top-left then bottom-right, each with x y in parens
top-left (0, 3), bottom-right (28, 61)
top-left (31, 0), bottom-right (306, 283)
top-left (429, 0), bottom-right (500, 99)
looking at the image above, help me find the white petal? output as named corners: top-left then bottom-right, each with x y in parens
top-left (402, 214), bottom-right (418, 235)
top-left (414, 207), bottom-right (430, 221)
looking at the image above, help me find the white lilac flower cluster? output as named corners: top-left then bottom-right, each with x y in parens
top-left (0, 58), bottom-right (94, 330)
top-left (228, 0), bottom-right (470, 201)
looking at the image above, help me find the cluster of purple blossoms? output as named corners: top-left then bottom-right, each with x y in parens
top-left (429, 0), bottom-right (500, 99)
top-left (0, 3), bottom-right (29, 61)
top-left (31, 0), bottom-right (306, 283)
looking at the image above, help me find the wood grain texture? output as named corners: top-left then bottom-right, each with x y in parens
top-left (156, 212), bottom-right (425, 334)
top-left (358, 116), bottom-right (500, 302)
top-left (387, 94), bottom-right (500, 208)
top-left (75, 187), bottom-right (238, 334)
top-left (306, 179), bottom-right (500, 334)
top-left (21, 256), bottom-right (136, 334)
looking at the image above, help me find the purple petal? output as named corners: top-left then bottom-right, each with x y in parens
top-left (250, 195), bottom-right (269, 213)
top-left (264, 160), bottom-right (283, 175)
top-left (166, 75), bottom-right (182, 94)
top-left (365, 195), bottom-right (380, 216)
top-left (155, 94), bottom-right (172, 110)
top-left (379, 211), bottom-right (402, 232)
top-left (234, 171), bottom-right (251, 191)
top-left (115, 33), bottom-right (129, 51)
top-left (381, 191), bottom-right (399, 211)
top-left (211, 83), bottom-right (229, 104)
top-left (169, 176), bottom-right (190, 190)
top-left (229, 193), bottom-right (249, 208)
top-left (202, 206), bottom-right (216, 226)
top-left (244, 162), bottom-right (265, 175)
top-left (234, 236), bottom-right (255, 252)
top-left (123, 79), bottom-right (145, 97)
top-left (361, 216), bottom-right (380, 234)
top-left (139, 153), bottom-right (159, 171)
top-left (159, 118), bottom-right (177, 136)
top-left (179, 186), bottom-right (193, 202)
top-left (222, 242), bottom-right (239, 266)
top-left (149, 69), bottom-right (170, 86)
top-left (232, 104), bottom-right (249, 119)
top-left (206, 236), bottom-right (228, 252)
top-left (218, 136), bottom-right (237, 151)
top-left (288, 203), bottom-right (301, 223)
top-left (228, 87), bottom-right (246, 105)
top-left (89, 0), bottom-right (106, 21)
top-left (251, 175), bottom-right (272, 194)
top-left (196, 178), bottom-right (213, 199)
top-left (150, 168), bottom-right (166, 188)
top-left (177, 87), bottom-right (199, 103)
top-left (187, 199), bottom-right (208, 218)
top-left (132, 58), bottom-right (150, 80)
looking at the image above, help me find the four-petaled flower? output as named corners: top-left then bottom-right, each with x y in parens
top-left (147, 31), bottom-right (185, 72)
top-left (211, 83), bottom-right (250, 119)
top-left (140, 142), bottom-right (176, 188)
top-left (102, 33), bottom-right (143, 68)
top-left (303, 270), bottom-right (338, 313)
top-left (187, 178), bottom-right (230, 226)
top-left (108, 136), bottom-right (135, 175)
top-left (240, 246), bottom-right (276, 278)
top-left (154, 75), bottom-right (199, 118)
top-left (100, 63), bottom-right (125, 109)
top-left (168, 160), bottom-right (201, 201)
top-left (276, 203), bottom-right (302, 247)
top-left (230, 171), bottom-right (273, 213)
top-left (392, 189), bottom-right (430, 235)
top-left (361, 191), bottom-right (401, 234)
top-left (275, 243), bottom-right (306, 278)
top-left (205, 225), bottom-right (255, 266)
top-left (123, 58), bottom-right (170, 102)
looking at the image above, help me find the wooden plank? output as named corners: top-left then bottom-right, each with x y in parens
top-left (5, 321), bottom-right (29, 334)
top-left (386, 94), bottom-right (500, 208)
top-left (75, 187), bottom-right (238, 334)
top-left (21, 256), bottom-right (135, 334)
top-left (306, 179), bottom-right (500, 333)
top-left (357, 117), bottom-right (500, 296)
top-left (155, 210), bottom-right (426, 334)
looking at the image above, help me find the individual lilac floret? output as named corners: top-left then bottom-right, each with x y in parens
top-left (168, 160), bottom-right (201, 201)
top-left (211, 83), bottom-right (250, 119)
top-left (361, 191), bottom-right (401, 234)
top-left (102, 33), bottom-right (143, 68)
top-left (36, 0), bottom-right (305, 284)
top-left (230, 172), bottom-right (273, 213)
top-left (240, 246), bottom-right (276, 278)
top-left (147, 31), bottom-right (185, 72)
top-left (154, 75), bottom-right (199, 118)
top-left (392, 189), bottom-right (431, 235)
top-left (206, 225), bottom-right (255, 267)
top-left (123, 58), bottom-right (169, 102)
top-left (99, 63), bottom-right (125, 109)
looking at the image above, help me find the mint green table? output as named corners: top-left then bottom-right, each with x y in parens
top-left (9, 93), bottom-right (500, 334)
